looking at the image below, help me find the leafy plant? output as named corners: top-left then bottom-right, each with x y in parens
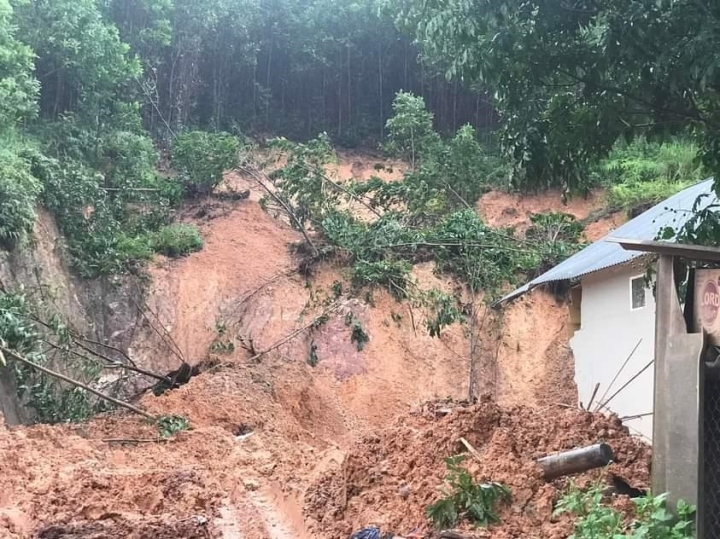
top-left (209, 320), bottom-right (235, 354)
top-left (153, 223), bottom-right (204, 258)
top-left (172, 131), bottom-right (241, 197)
top-left (268, 133), bottom-right (338, 229)
top-left (426, 455), bottom-right (511, 529)
top-left (0, 143), bottom-right (42, 250)
top-left (156, 414), bottom-right (190, 438)
top-left (423, 289), bottom-right (464, 338)
top-left (555, 483), bottom-right (695, 539)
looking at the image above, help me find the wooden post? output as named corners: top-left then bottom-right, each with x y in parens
top-left (536, 443), bottom-right (614, 481)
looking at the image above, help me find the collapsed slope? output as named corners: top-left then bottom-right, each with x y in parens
top-left (0, 153), bottom-right (638, 538)
top-left (0, 387), bottom-right (649, 538)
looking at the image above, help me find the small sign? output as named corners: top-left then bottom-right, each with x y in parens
top-left (695, 269), bottom-right (720, 344)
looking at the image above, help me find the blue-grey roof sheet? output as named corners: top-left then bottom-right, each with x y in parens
top-left (497, 178), bottom-right (718, 305)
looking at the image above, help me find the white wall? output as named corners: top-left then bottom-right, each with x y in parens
top-left (570, 263), bottom-right (656, 440)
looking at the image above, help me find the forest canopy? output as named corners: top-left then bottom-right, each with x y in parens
top-left (1, 0), bottom-right (719, 265)
top-left (394, 0), bottom-right (720, 194)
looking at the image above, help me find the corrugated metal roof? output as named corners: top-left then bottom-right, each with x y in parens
top-left (496, 178), bottom-right (718, 306)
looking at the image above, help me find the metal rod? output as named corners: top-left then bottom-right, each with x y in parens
top-left (594, 339), bottom-right (643, 412)
top-left (596, 359), bottom-right (654, 412)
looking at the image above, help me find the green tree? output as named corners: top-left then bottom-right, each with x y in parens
top-left (393, 0), bottom-right (720, 194)
top-left (384, 91), bottom-right (440, 167)
top-left (0, 0), bottom-right (40, 248)
top-left (15, 0), bottom-right (142, 119)
top-left (0, 0), bottom-right (38, 129)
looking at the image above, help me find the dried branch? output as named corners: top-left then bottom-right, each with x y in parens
top-left (238, 165), bottom-right (319, 256)
top-left (43, 338), bottom-right (170, 383)
top-left (246, 305), bottom-right (340, 363)
top-left (0, 346), bottom-right (156, 420)
top-left (130, 291), bottom-right (186, 364)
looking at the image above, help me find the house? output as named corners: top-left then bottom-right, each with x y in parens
top-left (496, 178), bottom-right (718, 440)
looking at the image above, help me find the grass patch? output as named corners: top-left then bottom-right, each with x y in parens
top-left (153, 223), bottom-right (204, 258)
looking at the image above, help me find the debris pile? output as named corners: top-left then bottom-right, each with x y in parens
top-left (304, 397), bottom-right (651, 539)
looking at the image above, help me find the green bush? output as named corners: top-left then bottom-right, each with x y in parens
top-left (555, 483), bottom-right (695, 539)
top-left (426, 455), bottom-right (511, 529)
top-left (172, 131), bottom-right (241, 196)
top-left (592, 139), bottom-right (703, 211)
top-left (0, 145), bottom-right (42, 250)
top-left (153, 223), bottom-right (204, 257)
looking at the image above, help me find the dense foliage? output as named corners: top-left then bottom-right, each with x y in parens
top-left (107, 0), bottom-right (492, 142)
top-left (0, 291), bottom-right (110, 423)
top-left (394, 0), bottom-right (720, 196)
top-left (267, 93), bottom-right (582, 316)
top-left (593, 139), bottom-right (704, 212)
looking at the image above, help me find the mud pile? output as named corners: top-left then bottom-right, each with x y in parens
top-left (0, 360), bottom-right (328, 539)
top-left (304, 397), bottom-right (651, 539)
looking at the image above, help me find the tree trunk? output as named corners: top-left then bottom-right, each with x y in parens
top-left (378, 41), bottom-right (384, 138)
top-left (537, 443), bottom-right (614, 480)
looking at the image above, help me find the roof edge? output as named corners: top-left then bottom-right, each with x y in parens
top-left (493, 254), bottom-right (655, 308)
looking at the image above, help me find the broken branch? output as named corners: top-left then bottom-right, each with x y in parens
top-left (0, 345), bottom-right (156, 420)
top-left (247, 306), bottom-right (339, 363)
top-left (101, 438), bottom-right (169, 444)
top-left (239, 165), bottom-right (319, 256)
top-left (459, 437), bottom-right (482, 461)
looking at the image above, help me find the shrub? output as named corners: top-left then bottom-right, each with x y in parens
top-left (0, 145), bottom-right (42, 250)
top-left (555, 482), bottom-right (695, 539)
top-left (153, 223), bottom-right (204, 257)
top-left (172, 131), bottom-right (240, 196)
top-left (426, 455), bottom-right (510, 529)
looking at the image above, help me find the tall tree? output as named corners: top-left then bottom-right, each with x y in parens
top-left (0, 0), bottom-right (38, 129)
top-left (393, 0), bottom-right (720, 191)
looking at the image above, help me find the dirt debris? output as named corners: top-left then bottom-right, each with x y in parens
top-left (36, 516), bottom-right (211, 539)
top-left (304, 397), bottom-right (650, 539)
top-left (0, 153), bottom-right (653, 539)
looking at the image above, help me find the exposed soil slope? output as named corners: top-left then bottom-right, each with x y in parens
top-left (0, 153), bottom-right (643, 539)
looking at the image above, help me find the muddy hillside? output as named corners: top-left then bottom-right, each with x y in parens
top-left (0, 153), bottom-right (641, 539)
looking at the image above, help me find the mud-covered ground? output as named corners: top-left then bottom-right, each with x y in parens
top-left (304, 397), bottom-right (649, 539)
top-left (0, 154), bottom-right (637, 538)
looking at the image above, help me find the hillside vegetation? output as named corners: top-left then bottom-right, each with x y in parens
top-left (0, 1), bottom-right (711, 537)
top-left (0, 0), bottom-right (712, 424)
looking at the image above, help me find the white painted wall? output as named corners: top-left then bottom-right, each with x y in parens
top-left (570, 263), bottom-right (656, 440)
